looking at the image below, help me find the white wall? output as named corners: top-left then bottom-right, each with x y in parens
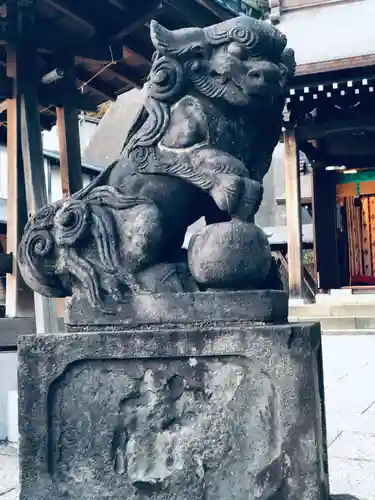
top-left (42, 117), bottom-right (98, 154)
top-left (49, 164), bottom-right (94, 202)
top-left (256, 143), bottom-right (312, 229)
top-left (279, 0), bottom-right (375, 66)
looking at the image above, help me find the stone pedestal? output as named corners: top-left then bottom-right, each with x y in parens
top-left (18, 291), bottom-right (329, 500)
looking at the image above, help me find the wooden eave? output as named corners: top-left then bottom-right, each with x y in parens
top-left (0, 0), bottom-right (242, 131)
top-left (287, 65), bottom-right (375, 128)
top-left (285, 65), bottom-right (375, 168)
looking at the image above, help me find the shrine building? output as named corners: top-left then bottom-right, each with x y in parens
top-left (274, 0), bottom-right (375, 323)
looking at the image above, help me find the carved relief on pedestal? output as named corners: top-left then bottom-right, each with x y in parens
top-left (47, 357), bottom-right (283, 499)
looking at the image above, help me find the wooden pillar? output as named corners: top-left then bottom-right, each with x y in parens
top-left (6, 0), bottom-right (58, 332)
top-left (56, 53), bottom-right (83, 198)
top-left (5, 1), bottom-right (34, 318)
top-left (284, 127), bottom-right (304, 300)
top-left (5, 93), bottom-right (34, 317)
top-left (312, 169), bottom-right (340, 291)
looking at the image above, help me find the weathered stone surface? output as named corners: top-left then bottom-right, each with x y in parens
top-left (17, 16), bottom-right (296, 317)
top-left (188, 221), bottom-right (272, 289)
top-left (66, 289), bottom-right (288, 330)
top-left (18, 319), bottom-right (328, 500)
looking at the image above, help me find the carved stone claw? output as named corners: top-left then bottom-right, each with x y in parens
top-left (232, 178), bottom-right (263, 222)
top-left (209, 173), bottom-right (245, 216)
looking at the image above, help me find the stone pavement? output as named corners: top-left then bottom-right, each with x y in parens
top-left (1, 334), bottom-right (375, 499)
top-left (324, 335), bottom-right (375, 500)
top-left (0, 444), bottom-right (18, 500)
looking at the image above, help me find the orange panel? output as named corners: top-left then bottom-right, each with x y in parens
top-left (336, 183), bottom-right (356, 197)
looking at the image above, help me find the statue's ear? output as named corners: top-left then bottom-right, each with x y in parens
top-left (150, 20), bottom-right (178, 56)
top-left (281, 47), bottom-right (296, 78)
top-left (150, 20), bottom-right (205, 58)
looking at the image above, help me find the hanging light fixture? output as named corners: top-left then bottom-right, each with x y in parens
top-left (41, 68), bottom-right (64, 85)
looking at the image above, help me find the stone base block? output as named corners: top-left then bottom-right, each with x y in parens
top-left (66, 290), bottom-right (288, 331)
top-left (18, 321), bottom-right (328, 499)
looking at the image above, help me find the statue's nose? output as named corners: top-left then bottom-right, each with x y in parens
top-left (248, 64), bottom-right (281, 86)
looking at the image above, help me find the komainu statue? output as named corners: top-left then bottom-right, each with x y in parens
top-left (18, 16), bottom-right (295, 311)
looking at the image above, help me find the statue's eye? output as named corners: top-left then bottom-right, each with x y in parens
top-left (191, 45), bottom-right (205, 59)
top-left (227, 42), bottom-right (246, 60)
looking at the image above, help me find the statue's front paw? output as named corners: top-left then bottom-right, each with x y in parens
top-left (210, 175), bottom-right (263, 222)
top-left (209, 173), bottom-right (247, 216)
top-left (232, 178), bottom-right (263, 222)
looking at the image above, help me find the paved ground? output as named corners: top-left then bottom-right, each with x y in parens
top-left (0, 444), bottom-right (18, 500)
top-left (1, 334), bottom-right (375, 499)
top-left (324, 335), bottom-right (375, 500)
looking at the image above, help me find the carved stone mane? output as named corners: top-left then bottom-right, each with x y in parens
top-left (18, 16), bottom-right (295, 315)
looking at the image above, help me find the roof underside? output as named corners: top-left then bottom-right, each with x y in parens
top-left (0, 0), bottom-right (267, 131)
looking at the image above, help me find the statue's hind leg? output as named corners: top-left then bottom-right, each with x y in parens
top-left (117, 204), bottom-right (198, 294)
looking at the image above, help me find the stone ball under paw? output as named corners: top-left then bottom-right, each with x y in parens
top-left (188, 220), bottom-right (272, 289)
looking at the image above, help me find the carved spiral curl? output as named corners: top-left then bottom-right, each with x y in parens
top-left (18, 225), bottom-right (66, 297)
top-left (148, 56), bottom-right (184, 101)
top-left (185, 60), bottom-right (224, 99)
top-left (29, 229), bottom-right (53, 258)
top-left (129, 146), bottom-right (150, 171)
top-left (229, 27), bottom-right (258, 49)
top-left (33, 205), bottom-right (56, 226)
top-left (19, 228), bottom-right (52, 281)
top-left (54, 200), bottom-right (89, 246)
top-left (206, 18), bottom-right (287, 61)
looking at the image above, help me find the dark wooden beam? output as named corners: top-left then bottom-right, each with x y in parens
top-left (0, 76), bottom-right (98, 115)
top-left (122, 46), bottom-right (152, 70)
top-left (110, 2), bottom-right (165, 41)
top-left (105, 63), bottom-right (143, 89)
top-left (270, 242), bottom-right (314, 252)
top-left (0, 252), bottom-right (12, 275)
top-left (21, 88), bottom-right (60, 332)
top-left (0, 77), bottom-right (13, 97)
top-left (299, 140), bottom-right (375, 169)
top-left (43, 0), bottom-right (163, 51)
top-left (5, 95), bottom-right (34, 317)
top-left (296, 116), bottom-right (375, 141)
top-left (163, 0), bottom-right (218, 27)
top-left (21, 86), bottom-right (57, 210)
top-left (75, 66), bottom-right (118, 101)
top-left (196, 0), bottom-right (232, 20)
top-left (312, 169), bottom-right (341, 290)
top-left (37, 83), bottom-right (98, 111)
top-left (56, 53), bottom-right (83, 197)
top-left (54, 42), bottom-right (122, 65)
top-left (0, 20), bottom-right (123, 63)
top-left (5, 0), bottom-right (34, 319)
top-left (39, 114), bottom-right (55, 131)
top-left (106, 0), bottom-right (127, 10)
top-left (0, 17), bottom-right (7, 37)
top-left (12, 0), bottom-right (59, 332)
top-left (43, 0), bottom-right (96, 35)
